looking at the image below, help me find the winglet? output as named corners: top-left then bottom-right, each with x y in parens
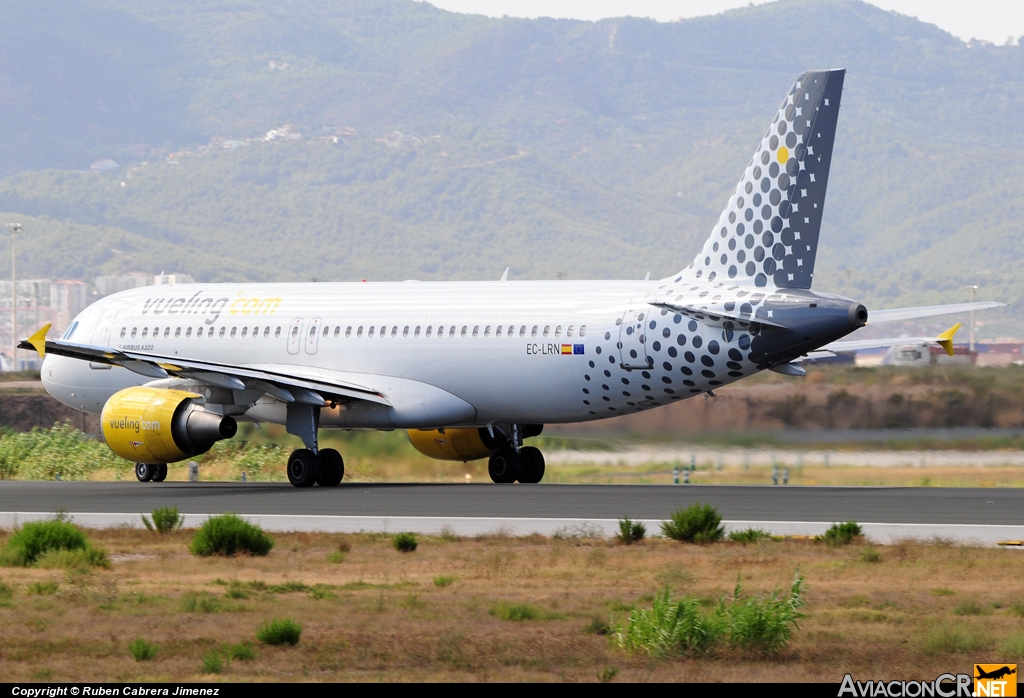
top-left (936, 323), bottom-right (961, 357)
top-left (22, 323), bottom-right (52, 358)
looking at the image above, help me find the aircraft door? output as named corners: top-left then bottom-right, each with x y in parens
top-left (618, 302), bottom-right (652, 370)
top-left (305, 317), bottom-right (322, 355)
top-left (94, 299), bottom-right (126, 347)
top-left (287, 318), bottom-right (304, 355)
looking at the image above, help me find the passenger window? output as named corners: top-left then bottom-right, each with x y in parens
top-left (369, 326), bottom-right (375, 337)
top-left (391, 326), bottom-right (398, 338)
top-left (531, 326), bottom-right (538, 337)
top-left (174, 327), bottom-right (181, 338)
top-left (495, 326), bottom-right (502, 337)
top-left (334, 326), bottom-right (340, 338)
top-left (141, 328), bottom-right (148, 338)
top-left (230, 327), bottom-right (236, 338)
top-left (120, 327), bottom-right (126, 339)
top-left (436, 326), bottom-right (442, 337)
top-left (308, 326), bottom-right (315, 338)
top-left (543, 326), bottom-right (550, 337)
top-left (253, 326), bottom-right (259, 338)
top-left (345, 326), bottom-right (352, 337)
top-left (555, 325), bottom-right (562, 337)
top-left (520, 326), bottom-right (526, 337)
top-left (509, 325), bottom-right (515, 338)
top-left (242, 327), bottom-right (248, 338)
top-left (357, 326), bottom-right (363, 337)
top-left (414, 326), bottom-right (421, 337)
top-left (472, 326), bottom-right (479, 337)
top-left (567, 325), bottom-right (574, 337)
top-left (186, 327), bottom-right (193, 338)
top-left (196, 327), bottom-right (203, 338)
top-left (219, 327), bottom-right (225, 338)
top-left (461, 326), bottom-right (468, 337)
top-left (426, 326), bottom-right (432, 337)
top-left (322, 326), bottom-right (329, 338)
top-left (264, 327), bottom-right (270, 338)
top-left (153, 327), bottom-right (159, 337)
top-left (275, 326), bottom-right (281, 338)
top-left (131, 327), bottom-right (137, 338)
top-left (291, 326), bottom-right (298, 337)
top-left (403, 326), bottom-right (409, 337)
top-left (579, 325), bottom-right (587, 337)
top-left (449, 326), bottom-right (456, 337)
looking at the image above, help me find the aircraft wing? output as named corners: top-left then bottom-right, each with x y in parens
top-left (868, 301), bottom-right (1004, 324)
top-left (793, 323), bottom-right (962, 362)
top-left (19, 324), bottom-right (390, 406)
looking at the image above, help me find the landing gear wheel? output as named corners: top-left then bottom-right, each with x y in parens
top-left (151, 464), bottom-right (168, 482)
top-left (287, 449), bottom-right (318, 488)
top-left (315, 448), bottom-right (344, 487)
top-left (518, 446), bottom-right (545, 484)
top-left (135, 463), bottom-right (155, 482)
top-left (488, 446), bottom-right (521, 484)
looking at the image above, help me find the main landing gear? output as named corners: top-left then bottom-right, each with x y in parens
top-left (487, 424), bottom-right (545, 484)
top-left (135, 463), bottom-right (168, 482)
top-left (286, 447), bottom-right (345, 488)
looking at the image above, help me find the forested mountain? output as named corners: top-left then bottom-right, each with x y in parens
top-left (0, 0), bottom-right (1022, 332)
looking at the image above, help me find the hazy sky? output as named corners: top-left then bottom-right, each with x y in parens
top-left (422, 1), bottom-right (1024, 44)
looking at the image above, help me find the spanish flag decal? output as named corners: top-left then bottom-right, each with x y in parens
top-left (560, 344), bottom-right (573, 355)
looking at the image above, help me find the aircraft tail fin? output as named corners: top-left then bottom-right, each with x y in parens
top-left (676, 69), bottom-right (845, 289)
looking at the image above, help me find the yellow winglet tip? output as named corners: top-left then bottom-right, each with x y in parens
top-left (25, 323), bottom-right (51, 358)
top-left (936, 323), bottom-right (961, 357)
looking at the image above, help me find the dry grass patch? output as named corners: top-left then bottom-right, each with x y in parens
top-left (0, 528), bottom-right (1022, 680)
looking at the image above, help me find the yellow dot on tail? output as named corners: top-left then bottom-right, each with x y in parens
top-left (777, 145), bottom-right (789, 163)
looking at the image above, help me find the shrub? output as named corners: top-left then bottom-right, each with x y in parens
top-left (326, 551), bottom-right (345, 564)
top-left (953, 599), bottom-right (986, 616)
top-left (256, 618), bottom-right (302, 646)
top-left (490, 601), bottom-right (562, 621)
top-left (823, 522), bottom-right (863, 547)
top-left (616, 517), bottom-right (646, 545)
top-left (923, 626), bottom-right (992, 655)
top-left (584, 616), bottom-right (611, 635)
top-left (392, 532), bottom-right (418, 552)
top-left (1, 519), bottom-right (88, 566)
top-left (860, 548), bottom-right (883, 563)
top-left (434, 575), bottom-right (455, 587)
top-left (142, 506), bottom-right (183, 534)
top-left (35, 546), bottom-right (110, 569)
top-left (26, 581), bottom-right (59, 595)
top-left (224, 581), bottom-right (250, 599)
top-left (181, 593), bottom-right (222, 613)
top-left (0, 579), bottom-right (13, 604)
top-left (613, 574), bottom-right (807, 657)
top-left (129, 639), bottom-right (158, 661)
top-left (729, 528), bottom-right (773, 544)
top-left (228, 641), bottom-right (257, 661)
top-left (200, 650), bottom-right (223, 674)
top-left (190, 514), bottom-right (273, 557)
top-left (1011, 602), bottom-right (1024, 617)
top-left (661, 503), bottom-right (725, 544)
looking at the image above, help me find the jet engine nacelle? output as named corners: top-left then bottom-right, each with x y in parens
top-left (101, 387), bottom-right (237, 464)
top-left (407, 425), bottom-right (543, 461)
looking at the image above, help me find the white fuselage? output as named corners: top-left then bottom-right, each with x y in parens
top-left (42, 279), bottom-right (765, 429)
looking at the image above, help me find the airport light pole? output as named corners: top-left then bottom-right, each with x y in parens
top-left (7, 223), bottom-right (21, 371)
top-left (965, 284), bottom-right (978, 353)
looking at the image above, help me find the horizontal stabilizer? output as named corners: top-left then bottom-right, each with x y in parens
top-left (868, 301), bottom-right (1004, 324)
top-left (799, 323), bottom-right (963, 358)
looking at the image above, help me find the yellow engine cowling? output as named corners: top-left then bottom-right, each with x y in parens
top-left (406, 427), bottom-right (500, 462)
top-left (101, 387), bottom-right (238, 464)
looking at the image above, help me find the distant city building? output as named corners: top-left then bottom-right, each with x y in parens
top-left (89, 158), bottom-right (119, 172)
top-left (94, 273), bottom-right (152, 297)
top-left (52, 280), bottom-right (89, 331)
top-left (154, 272), bottom-right (195, 285)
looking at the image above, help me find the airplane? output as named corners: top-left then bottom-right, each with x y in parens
top-left (19, 68), bottom-right (1003, 487)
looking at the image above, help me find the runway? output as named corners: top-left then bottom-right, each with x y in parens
top-left (1, 481), bottom-right (1022, 544)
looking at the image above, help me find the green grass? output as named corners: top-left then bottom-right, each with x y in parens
top-left (228, 642), bottom-right (257, 661)
top-left (616, 517), bottom-right (646, 545)
top-left (823, 522), bottom-right (863, 547)
top-left (859, 548), bottom-right (883, 563)
top-left (142, 506), bottom-right (183, 533)
top-left (922, 626), bottom-right (993, 655)
top-left (190, 514), bottom-right (273, 557)
top-left (728, 528), bottom-right (773, 544)
top-left (661, 503), bottom-right (724, 544)
top-left (953, 599), bottom-right (987, 616)
top-left (392, 532), bottom-right (417, 553)
top-left (613, 574), bottom-right (807, 657)
top-left (200, 650), bottom-right (223, 674)
top-left (129, 639), bottom-right (158, 662)
top-left (256, 618), bottom-right (302, 646)
top-left (0, 519), bottom-right (108, 568)
top-left (433, 575), bottom-right (455, 587)
top-left (181, 593), bottom-right (223, 613)
top-left (26, 581), bottom-right (59, 595)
